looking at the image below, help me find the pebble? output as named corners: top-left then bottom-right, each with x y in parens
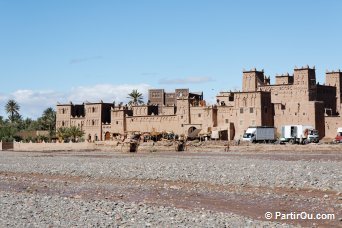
top-left (0, 151), bottom-right (340, 227)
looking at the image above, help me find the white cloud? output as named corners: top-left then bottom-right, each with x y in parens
top-left (0, 83), bottom-right (151, 119)
top-left (159, 76), bottom-right (213, 84)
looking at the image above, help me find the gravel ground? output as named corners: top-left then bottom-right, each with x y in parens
top-left (0, 151), bottom-right (340, 191)
top-left (0, 192), bottom-right (290, 227)
top-left (0, 150), bottom-right (341, 227)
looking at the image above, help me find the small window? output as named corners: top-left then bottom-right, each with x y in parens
top-left (239, 120), bottom-right (243, 125)
top-left (116, 121), bottom-right (119, 124)
top-left (92, 120), bottom-right (95, 126)
top-left (250, 107), bottom-right (254, 113)
top-left (92, 107), bottom-right (96, 113)
top-left (181, 116), bottom-right (183, 119)
top-left (225, 119), bottom-right (229, 124)
top-left (240, 108), bottom-right (244, 114)
top-left (181, 124), bottom-right (184, 127)
top-left (198, 113), bottom-right (201, 118)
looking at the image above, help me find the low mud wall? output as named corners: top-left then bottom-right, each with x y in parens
top-left (0, 141), bottom-right (14, 151)
top-left (13, 141), bottom-right (96, 152)
top-left (5, 140), bottom-right (342, 153)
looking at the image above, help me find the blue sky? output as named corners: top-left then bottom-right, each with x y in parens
top-left (0, 0), bottom-right (341, 118)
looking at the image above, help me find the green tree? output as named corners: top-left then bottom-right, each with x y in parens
top-left (67, 126), bottom-right (85, 142)
top-left (56, 127), bottom-right (69, 141)
top-left (39, 107), bottom-right (56, 138)
top-left (127, 89), bottom-right (144, 106)
top-left (56, 126), bottom-right (84, 142)
top-left (5, 99), bottom-right (20, 123)
top-left (20, 118), bottom-right (39, 131)
top-left (0, 125), bottom-right (17, 142)
top-left (0, 116), bottom-right (4, 126)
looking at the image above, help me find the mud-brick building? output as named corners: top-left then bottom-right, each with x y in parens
top-left (111, 90), bottom-right (214, 137)
top-left (56, 66), bottom-right (342, 141)
top-left (234, 66), bottom-right (341, 138)
top-left (56, 102), bottom-right (113, 141)
top-left (215, 90), bottom-right (274, 139)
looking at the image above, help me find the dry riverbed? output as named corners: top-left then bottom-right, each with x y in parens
top-left (0, 148), bottom-right (341, 227)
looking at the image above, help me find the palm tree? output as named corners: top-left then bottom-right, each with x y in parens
top-left (41, 107), bottom-right (56, 139)
top-left (56, 127), bottom-right (68, 141)
top-left (5, 99), bottom-right (20, 122)
top-left (67, 126), bottom-right (85, 142)
top-left (127, 89), bottom-right (144, 106)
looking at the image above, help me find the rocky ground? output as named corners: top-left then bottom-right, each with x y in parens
top-left (0, 146), bottom-right (341, 227)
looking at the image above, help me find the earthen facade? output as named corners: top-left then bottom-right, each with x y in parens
top-left (56, 66), bottom-right (342, 141)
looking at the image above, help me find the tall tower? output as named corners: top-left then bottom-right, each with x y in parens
top-left (242, 68), bottom-right (265, 92)
top-left (326, 70), bottom-right (342, 114)
top-left (111, 108), bottom-right (127, 134)
top-left (56, 103), bottom-right (72, 129)
top-left (176, 97), bottom-right (191, 125)
top-left (293, 66), bottom-right (317, 101)
top-left (293, 66), bottom-right (316, 87)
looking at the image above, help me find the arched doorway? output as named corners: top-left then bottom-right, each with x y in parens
top-left (188, 126), bottom-right (197, 135)
top-left (105, 132), bottom-right (111, 141)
